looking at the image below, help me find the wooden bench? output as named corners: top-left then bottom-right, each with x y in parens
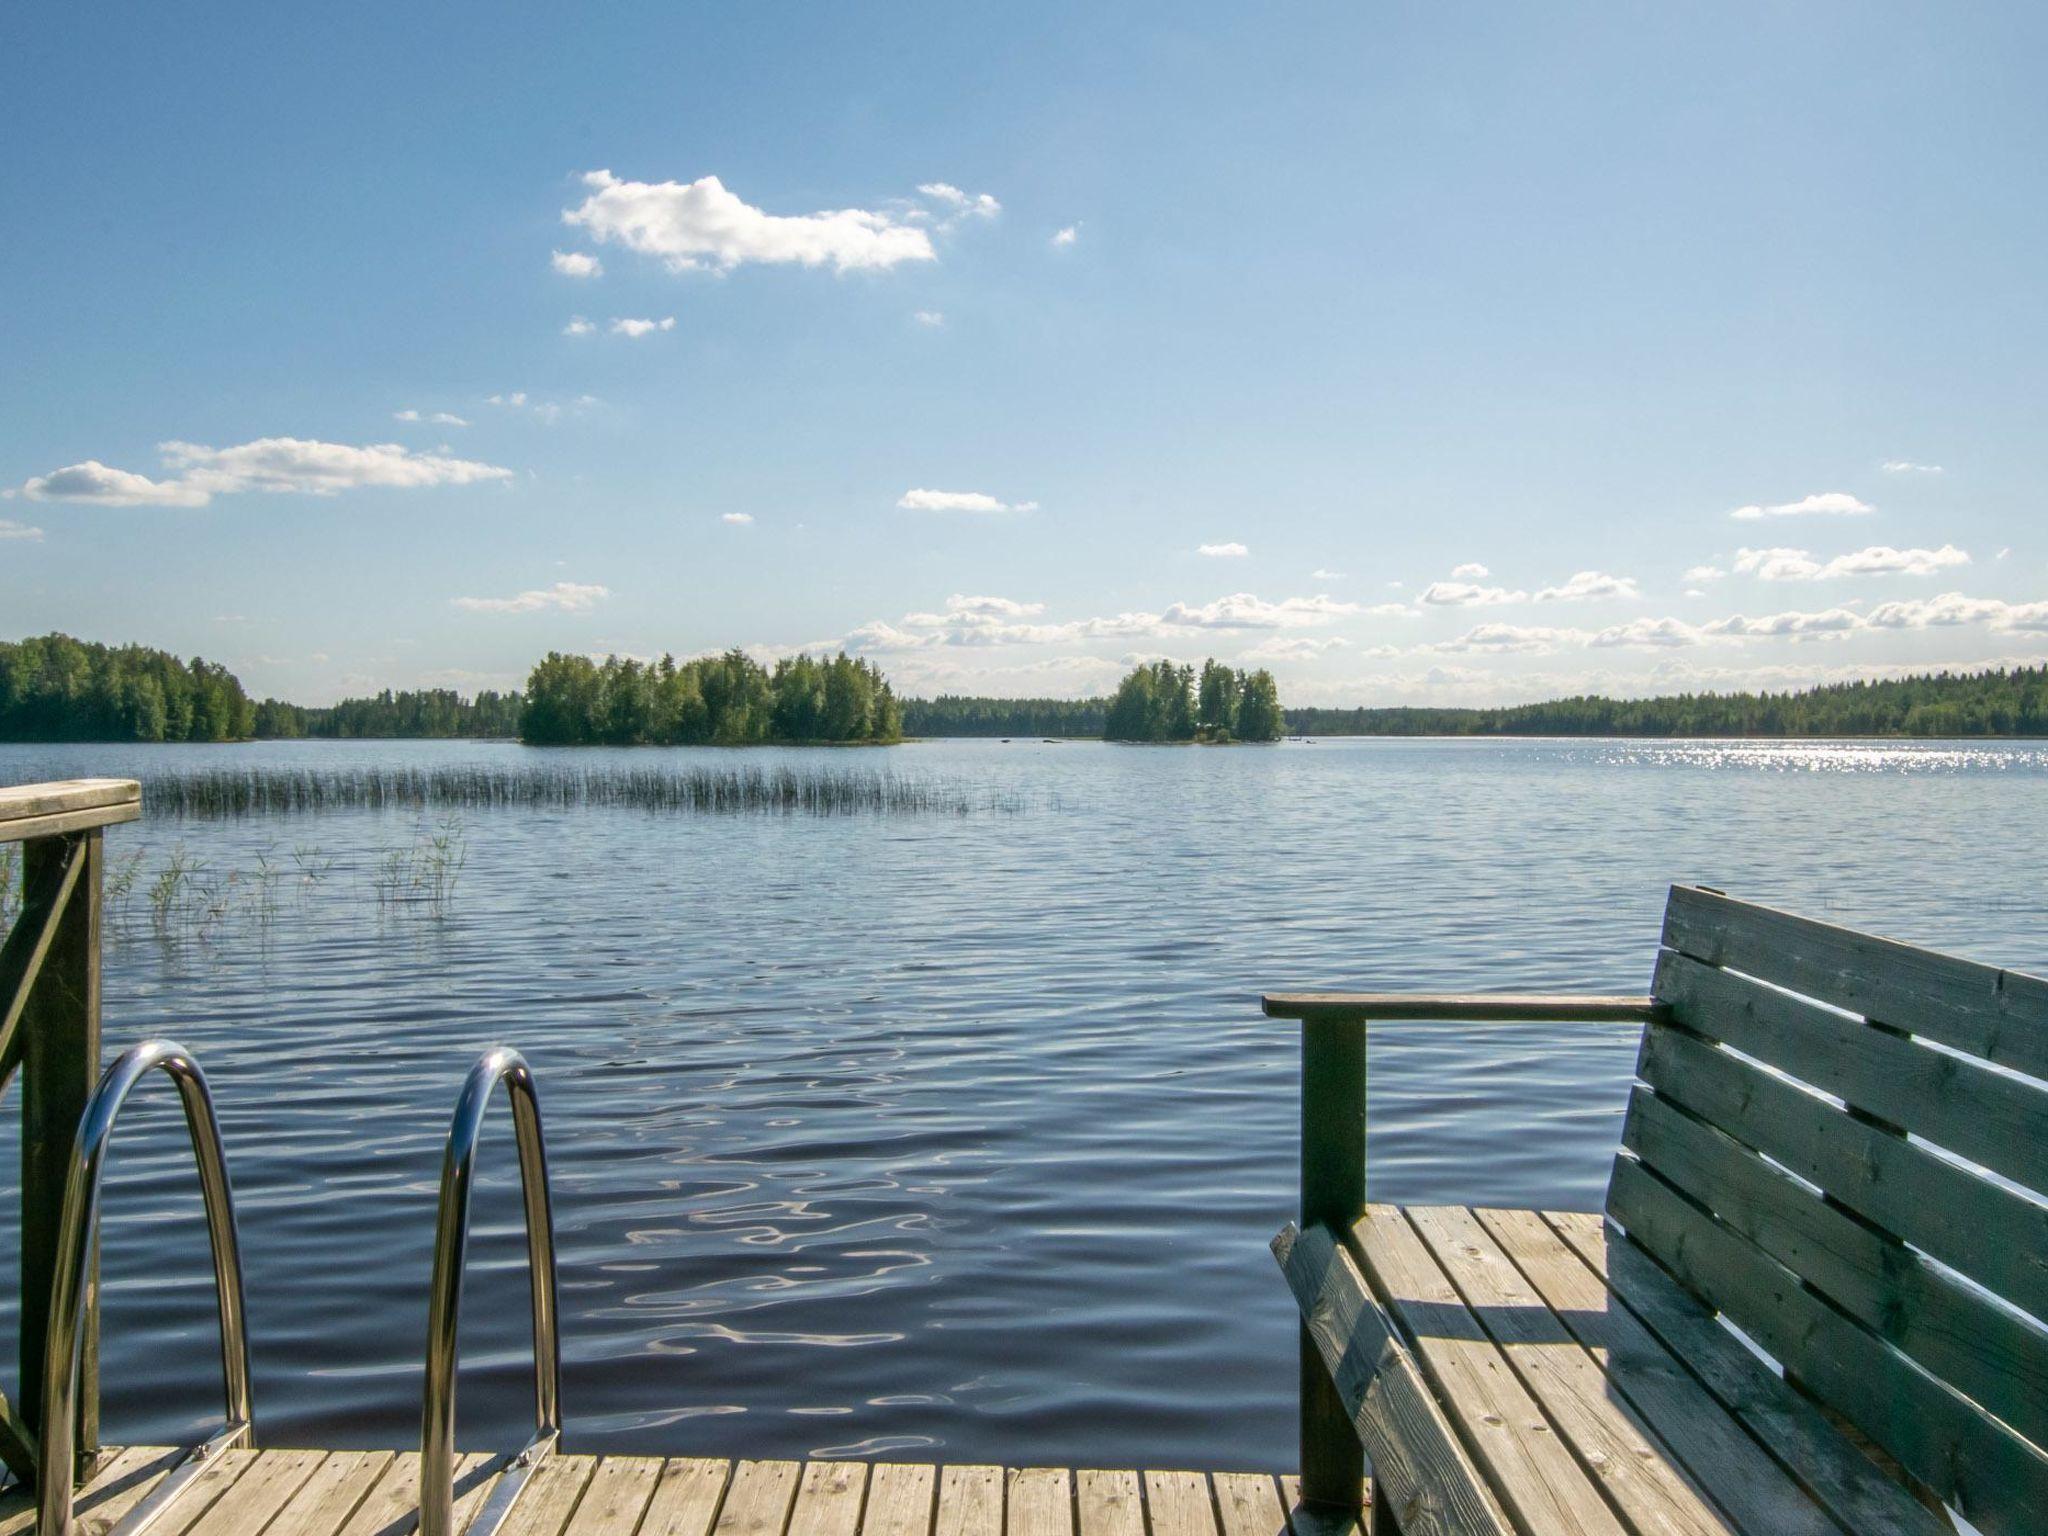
top-left (1264, 884), bottom-right (2048, 1536)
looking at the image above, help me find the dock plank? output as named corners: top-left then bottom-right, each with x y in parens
top-left (0, 1446), bottom-right (185, 1536)
top-left (711, 1463), bottom-right (801, 1536)
top-left (642, 1461), bottom-right (733, 1536)
top-left (496, 1456), bottom-right (599, 1536)
top-left (1275, 1476), bottom-right (1359, 1536)
top-left (144, 1446), bottom-right (263, 1536)
top-left (1140, 1473), bottom-right (1215, 1536)
top-left (1210, 1475), bottom-right (1285, 1536)
top-left (573, 1459), bottom-right (665, 1536)
top-left (1003, 1469), bottom-right (1067, 1536)
top-left (789, 1464), bottom-right (867, 1536)
top-left (161, 1449), bottom-right (326, 1536)
top-left (859, 1466), bottom-right (934, 1536)
top-left (1073, 1472), bottom-right (1140, 1536)
top-left (933, 1468), bottom-right (1001, 1536)
top-left (261, 1452), bottom-right (396, 1536)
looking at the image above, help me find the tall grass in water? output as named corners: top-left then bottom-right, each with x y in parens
top-left (141, 763), bottom-right (1042, 818)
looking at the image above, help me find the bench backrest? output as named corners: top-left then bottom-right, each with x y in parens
top-left (1611, 884), bottom-right (2048, 1532)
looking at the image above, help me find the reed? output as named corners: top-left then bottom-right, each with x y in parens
top-left (138, 763), bottom-right (1044, 818)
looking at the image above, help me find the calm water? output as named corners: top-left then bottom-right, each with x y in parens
top-left (2, 737), bottom-right (2044, 1470)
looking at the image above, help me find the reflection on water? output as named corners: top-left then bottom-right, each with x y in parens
top-left (1, 736), bottom-right (2044, 1468)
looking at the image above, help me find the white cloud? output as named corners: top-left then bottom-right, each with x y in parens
top-left (1862, 592), bottom-right (2047, 631)
top-left (722, 512), bottom-right (754, 526)
top-left (1051, 224), bottom-right (1080, 247)
top-left (1682, 564), bottom-right (1726, 583)
top-left (562, 316), bottom-right (595, 336)
top-left (1734, 544), bottom-right (1971, 581)
top-left (913, 310), bottom-right (945, 327)
top-left (394, 409), bottom-right (470, 426)
top-left (1420, 580), bottom-right (1527, 607)
top-left (1241, 636), bottom-right (1351, 661)
top-left (609, 316), bottom-right (676, 337)
top-left (564, 169), bottom-right (937, 273)
top-left (916, 183), bottom-right (1001, 220)
top-left (1158, 593), bottom-right (1358, 629)
top-left (1590, 616), bottom-right (1699, 648)
top-left (18, 460), bottom-right (210, 507)
top-left (1880, 460), bottom-right (1943, 474)
top-left (1363, 602), bottom-right (1418, 618)
top-left (1433, 623), bottom-right (1583, 654)
top-left (551, 249), bottom-right (602, 278)
top-left (1198, 541), bottom-right (1249, 558)
top-left (1449, 562), bottom-right (1490, 579)
top-left (1311, 568), bottom-right (1347, 581)
top-left (929, 594), bottom-right (1046, 620)
top-left (0, 517), bottom-right (44, 540)
top-left (1997, 547), bottom-right (2012, 561)
top-left (451, 581), bottom-right (612, 614)
top-left (486, 393), bottom-right (598, 425)
top-left (897, 488), bottom-right (1035, 513)
top-left (1702, 606), bottom-right (1865, 639)
top-left (1534, 569), bottom-right (1640, 602)
top-left (1728, 491), bottom-right (1874, 520)
top-left (17, 439), bottom-right (508, 507)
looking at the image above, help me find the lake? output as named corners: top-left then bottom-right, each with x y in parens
top-left (2, 737), bottom-right (2044, 1471)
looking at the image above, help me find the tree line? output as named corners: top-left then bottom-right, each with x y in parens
top-left (8, 632), bottom-right (2048, 743)
top-left (1104, 659), bottom-right (1284, 742)
top-left (519, 650), bottom-right (902, 745)
top-left (1281, 665), bottom-right (2048, 738)
top-left (0, 633), bottom-right (254, 742)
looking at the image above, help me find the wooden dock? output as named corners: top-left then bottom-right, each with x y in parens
top-left (1, 1450), bottom-right (1347, 1536)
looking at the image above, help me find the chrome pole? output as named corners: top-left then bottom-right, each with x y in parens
top-left (419, 1048), bottom-right (561, 1536)
top-left (37, 1040), bottom-right (254, 1536)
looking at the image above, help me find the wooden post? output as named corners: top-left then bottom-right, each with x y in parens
top-left (2, 781), bottom-right (136, 1491)
top-left (18, 828), bottom-right (104, 1480)
top-left (1298, 1016), bottom-right (1367, 1514)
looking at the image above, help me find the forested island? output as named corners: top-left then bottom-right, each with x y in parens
top-left (1104, 660), bottom-right (1284, 743)
top-left (6, 632), bottom-right (2048, 744)
top-left (519, 650), bottom-right (900, 745)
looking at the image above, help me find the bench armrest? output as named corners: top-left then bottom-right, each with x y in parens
top-left (1262, 992), bottom-right (1663, 1024)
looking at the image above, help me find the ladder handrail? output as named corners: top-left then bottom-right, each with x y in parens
top-left (37, 1040), bottom-right (254, 1536)
top-left (419, 1048), bottom-right (561, 1536)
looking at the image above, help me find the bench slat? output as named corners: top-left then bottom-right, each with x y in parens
top-left (1272, 1223), bottom-right (1513, 1536)
top-left (1402, 1206), bottom-right (1745, 1536)
top-left (1543, 1213), bottom-right (1958, 1536)
top-left (1634, 1022), bottom-right (2048, 1323)
top-left (1656, 949), bottom-right (2048, 1195)
top-left (1661, 885), bottom-right (2048, 1081)
top-left (1625, 1084), bottom-right (2048, 1449)
top-left (1470, 1208), bottom-right (1843, 1536)
top-left (1352, 1206), bottom-right (1627, 1536)
top-left (1609, 1158), bottom-right (2048, 1536)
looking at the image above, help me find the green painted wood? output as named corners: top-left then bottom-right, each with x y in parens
top-left (1609, 1158), bottom-right (2048, 1536)
top-left (1263, 995), bottom-right (1660, 1025)
top-left (1631, 1021), bottom-right (2048, 1323)
top-left (1623, 1084), bottom-right (2048, 1450)
top-left (1661, 883), bottom-right (2048, 1080)
top-left (1298, 1018), bottom-right (1367, 1514)
top-left (1655, 949), bottom-right (2048, 1195)
top-left (17, 829), bottom-right (102, 1481)
top-left (1543, 1212), bottom-right (1957, 1536)
top-left (1272, 1223), bottom-right (1512, 1536)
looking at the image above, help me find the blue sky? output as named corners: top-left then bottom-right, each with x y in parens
top-left (4, 1), bottom-right (2045, 705)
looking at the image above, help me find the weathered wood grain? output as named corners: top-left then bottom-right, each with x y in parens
top-left (261, 1452), bottom-right (396, 1536)
top-left (1610, 1158), bottom-right (2048, 1536)
top-left (1273, 1222), bottom-right (1512, 1536)
top-left (710, 1463), bottom-right (801, 1536)
top-left (572, 1458), bottom-right (665, 1536)
top-left (1661, 883), bottom-right (2048, 1080)
top-left (0, 781), bottom-right (140, 844)
top-left (1140, 1473), bottom-right (1215, 1536)
top-left (1633, 1022), bottom-right (2048, 1322)
top-left (1264, 995), bottom-right (1660, 1025)
top-left (1404, 1205), bottom-right (1741, 1536)
top-left (1354, 1206), bottom-right (1624, 1536)
top-left (642, 1460), bottom-right (733, 1536)
top-left (1003, 1468), bottom-right (1067, 1536)
top-left (1655, 949), bottom-right (2048, 1194)
top-left (1624, 1083), bottom-right (2048, 1450)
top-left (934, 1467), bottom-right (1002, 1536)
top-left (1073, 1471), bottom-right (1141, 1536)
top-left (859, 1466), bottom-right (933, 1536)
top-left (1211, 1474), bottom-right (1287, 1536)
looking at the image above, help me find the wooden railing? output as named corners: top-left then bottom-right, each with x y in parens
top-left (1260, 990), bottom-right (1664, 1524)
top-left (1, 779), bottom-right (140, 1490)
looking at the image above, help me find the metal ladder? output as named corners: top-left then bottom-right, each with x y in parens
top-left (32, 1043), bottom-right (563, 1536)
